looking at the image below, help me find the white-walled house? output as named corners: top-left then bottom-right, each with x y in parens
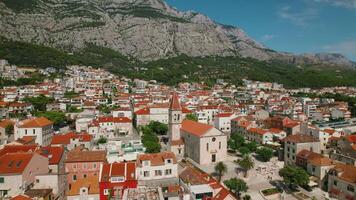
top-left (14, 117), bottom-right (54, 146)
top-left (136, 152), bottom-right (178, 181)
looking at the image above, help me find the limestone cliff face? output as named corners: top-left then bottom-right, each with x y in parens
top-left (0, 0), bottom-right (354, 68)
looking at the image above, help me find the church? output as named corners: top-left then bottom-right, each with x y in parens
top-left (168, 93), bottom-right (227, 165)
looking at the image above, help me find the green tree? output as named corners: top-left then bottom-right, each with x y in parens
top-left (237, 155), bottom-right (254, 178)
top-left (185, 113), bottom-right (198, 121)
top-left (35, 111), bottom-right (66, 126)
top-left (147, 121), bottom-right (168, 135)
top-left (238, 146), bottom-right (250, 156)
top-left (23, 94), bottom-right (54, 111)
top-left (5, 124), bottom-right (14, 135)
top-left (214, 161), bottom-right (227, 183)
top-left (141, 126), bottom-right (161, 153)
top-left (279, 165), bottom-right (309, 188)
top-left (245, 141), bottom-right (258, 152)
top-left (97, 137), bottom-right (107, 144)
top-left (243, 195), bottom-right (252, 200)
top-left (223, 178), bottom-right (248, 197)
top-left (256, 147), bottom-right (274, 162)
top-left (228, 133), bottom-right (245, 152)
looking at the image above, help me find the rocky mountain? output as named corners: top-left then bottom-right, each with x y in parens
top-left (0, 0), bottom-right (355, 68)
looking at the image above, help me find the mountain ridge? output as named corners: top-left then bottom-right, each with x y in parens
top-left (0, 0), bottom-right (355, 68)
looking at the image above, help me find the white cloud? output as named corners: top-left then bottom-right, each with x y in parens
top-left (322, 40), bottom-right (356, 58)
top-left (312, 0), bottom-right (356, 8)
top-left (278, 6), bottom-right (318, 26)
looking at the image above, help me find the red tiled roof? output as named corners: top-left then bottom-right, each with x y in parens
top-left (170, 139), bottom-right (184, 146)
top-left (134, 107), bottom-right (150, 115)
top-left (39, 146), bottom-right (64, 165)
top-left (51, 132), bottom-right (93, 145)
top-left (11, 195), bottom-right (32, 200)
top-left (215, 113), bottom-right (233, 118)
top-left (269, 128), bottom-right (283, 133)
top-left (100, 162), bottom-right (136, 182)
top-left (18, 117), bottom-right (53, 128)
top-left (345, 135), bottom-right (356, 143)
top-left (0, 145), bottom-right (39, 157)
top-left (16, 136), bottom-right (36, 145)
top-left (181, 120), bottom-right (213, 137)
top-left (248, 127), bottom-right (268, 135)
top-left (137, 151), bottom-right (176, 167)
top-left (0, 152), bottom-right (36, 174)
top-left (182, 107), bottom-right (192, 114)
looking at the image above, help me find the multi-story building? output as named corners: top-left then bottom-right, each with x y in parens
top-left (181, 120), bottom-right (227, 165)
top-left (99, 162), bottom-right (137, 200)
top-left (0, 152), bottom-right (49, 198)
top-left (14, 117), bottom-right (54, 146)
top-left (283, 134), bottom-right (320, 166)
top-left (328, 163), bottom-right (356, 200)
top-left (136, 152), bottom-right (178, 182)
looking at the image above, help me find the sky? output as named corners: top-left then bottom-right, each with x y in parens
top-left (165, 0), bottom-right (356, 61)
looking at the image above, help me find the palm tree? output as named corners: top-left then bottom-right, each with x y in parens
top-left (214, 161), bottom-right (227, 182)
top-left (243, 195), bottom-right (251, 200)
top-left (237, 155), bottom-right (254, 178)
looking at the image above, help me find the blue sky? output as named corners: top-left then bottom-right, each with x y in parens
top-left (166, 0), bottom-right (356, 61)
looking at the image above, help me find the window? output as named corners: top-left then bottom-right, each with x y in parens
top-left (0, 177), bottom-right (4, 183)
top-left (73, 175), bottom-right (77, 181)
top-left (93, 164), bottom-right (97, 168)
top-left (347, 185), bottom-right (354, 192)
top-left (206, 143), bottom-right (209, 151)
top-left (83, 174), bottom-right (87, 178)
top-left (155, 170), bottom-right (162, 176)
top-left (312, 167), bottom-right (315, 172)
top-left (165, 169), bottom-right (172, 175)
top-left (166, 159), bottom-right (171, 164)
top-left (73, 164), bottom-right (76, 169)
top-left (33, 129), bottom-right (35, 134)
top-left (25, 129), bottom-right (27, 135)
top-left (111, 177), bottom-right (124, 182)
top-left (219, 142), bottom-right (221, 150)
top-left (333, 180), bottom-right (337, 186)
top-left (144, 171), bottom-right (150, 177)
top-left (103, 189), bottom-right (109, 195)
top-left (84, 164), bottom-right (87, 169)
top-left (36, 179), bottom-right (39, 183)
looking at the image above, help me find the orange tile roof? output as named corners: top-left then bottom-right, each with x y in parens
top-left (181, 120), bottom-right (213, 137)
top-left (39, 146), bottom-right (64, 165)
top-left (51, 132), bottom-right (93, 145)
top-left (308, 157), bottom-right (333, 166)
top-left (269, 128), bottom-right (283, 133)
top-left (18, 117), bottom-right (53, 128)
top-left (0, 152), bottom-right (37, 174)
top-left (65, 150), bottom-right (106, 163)
top-left (0, 145), bottom-right (39, 157)
top-left (137, 151), bottom-right (176, 167)
top-left (16, 136), bottom-right (36, 145)
top-left (134, 107), bottom-right (150, 115)
top-left (215, 113), bottom-right (233, 118)
top-left (66, 176), bottom-right (100, 196)
top-left (345, 135), bottom-right (356, 143)
top-left (248, 127), bottom-right (268, 135)
top-left (332, 163), bottom-right (356, 184)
